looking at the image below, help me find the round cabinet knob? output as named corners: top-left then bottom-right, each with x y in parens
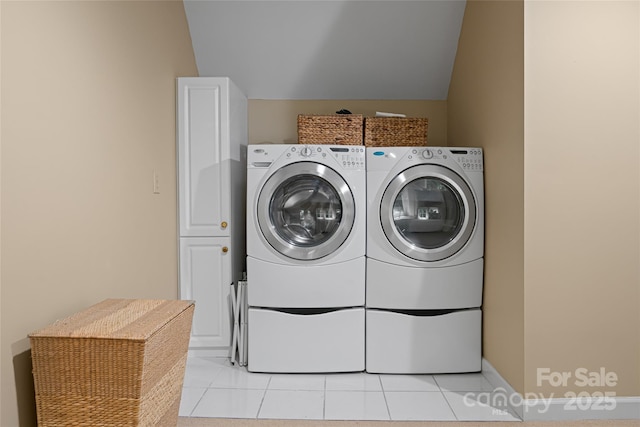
top-left (221, 221), bottom-right (228, 229)
top-left (222, 246), bottom-right (229, 253)
top-left (300, 147), bottom-right (313, 157)
top-left (421, 149), bottom-right (433, 159)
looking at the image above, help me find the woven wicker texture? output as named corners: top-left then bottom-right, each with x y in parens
top-left (297, 114), bottom-right (364, 145)
top-left (29, 299), bottom-right (194, 427)
top-left (364, 117), bottom-right (428, 146)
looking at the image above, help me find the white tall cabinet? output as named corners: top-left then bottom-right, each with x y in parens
top-left (177, 77), bottom-right (247, 352)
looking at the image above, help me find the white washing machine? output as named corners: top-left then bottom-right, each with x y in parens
top-left (366, 146), bottom-right (484, 374)
top-left (246, 144), bottom-right (366, 373)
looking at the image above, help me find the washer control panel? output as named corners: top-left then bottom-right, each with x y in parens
top-left (289, 145), bottom-right (365, 170)
top-left (329, 146), bottom-right (365, 170)
top-left (249, 145), bottom-right (365, 170)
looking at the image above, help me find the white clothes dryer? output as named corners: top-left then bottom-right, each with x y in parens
top-left (246, 144), bottom-right (366, 373)
top-left (366, 146), bottom-right (484, 374)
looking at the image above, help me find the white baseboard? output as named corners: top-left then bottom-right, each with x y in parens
top-left (481, 358), bottom-right (525, 419)
top-left (482, 358), bottom-right (640, 421)
top-left (523, 396), bottom-right (640, 421)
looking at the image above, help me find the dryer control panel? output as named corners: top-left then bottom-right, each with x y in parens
top-left (367, 146), bottom-right (483, 173)
top-left (449, 148), bottom-right (483, 172)
top-left (414, 147), bottom-right (483, 172)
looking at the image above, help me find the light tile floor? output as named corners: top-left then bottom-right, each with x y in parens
top-left (179, 355), bottom-right (521, 421)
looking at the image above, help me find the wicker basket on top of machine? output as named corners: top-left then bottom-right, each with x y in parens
top-left (297, 113), bottom-right (428, 146)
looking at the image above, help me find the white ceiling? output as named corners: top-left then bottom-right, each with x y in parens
top-left (184, 1), bottom-right (466, 100)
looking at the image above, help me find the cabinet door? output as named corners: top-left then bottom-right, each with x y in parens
top-left (179, 237), bottom-right (232, 349)
top-left (177, 78), bottom-right (230, 237)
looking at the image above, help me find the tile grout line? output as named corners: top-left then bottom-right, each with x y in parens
top-left (440, 389), bottom-right (461, 421)
top-left (187, 388), bottom-right (208, 418)
top-left (184, 359), bottom-right (226, 417)
top-left (205, 365), bottom-right (224, 388)
top-left (378, 375), bottom-right (393, 420)
top-left (432, 373), bottom-right (461, 421)
top-left (322, 375), bottom-right (327, 419)
top-left (255, 375), bottom-right (272, 419)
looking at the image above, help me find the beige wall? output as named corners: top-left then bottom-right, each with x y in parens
top-left (449, 0), bottom-right (640, 399)
top-left (249, 100), bottom-right (446, 146)
top-left (0, 1), bottom-right (198, 425)
top-left (447, 0), bottom-right (525, 394)
top-left (524, 0), bottom-right (639, 397)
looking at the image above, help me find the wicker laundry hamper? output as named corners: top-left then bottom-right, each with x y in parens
top-left (364, 117), bottom-right (428, 146)
top-left (29, 299), bottom-right (194, 427)
top-left (297, 114), bottom-right (364, 145)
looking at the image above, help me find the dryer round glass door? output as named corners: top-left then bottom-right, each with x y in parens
top-left (257, 162), bottom-right (355, 260)
top-left (380, 164), bottom-right (477, 261)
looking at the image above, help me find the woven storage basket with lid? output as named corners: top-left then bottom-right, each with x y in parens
top-left (297, 114), bottom-right (364, 145)
top-left (364, 117), bottom-right (428, 146)
top-left (29, 298), bottom-right (194, 427)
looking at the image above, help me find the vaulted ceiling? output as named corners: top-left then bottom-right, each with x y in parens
top-left (184, 1), bottom-right (466, 100)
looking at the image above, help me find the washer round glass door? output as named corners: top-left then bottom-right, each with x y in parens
top-left (257, 162), bottom-right (355, 260)
top-left (380, 164), bottom-right (476, 261)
